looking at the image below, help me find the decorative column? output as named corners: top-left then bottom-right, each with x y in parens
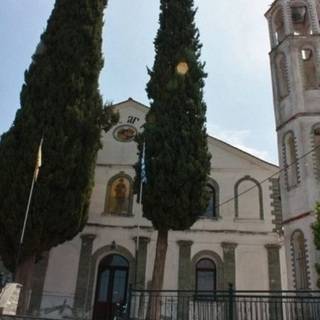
top-left (221, 242), bottom-right (237, 289)
top-left (133, 236), bottom-right (150, 289)
top-left (266, 244), bottom-right (282, 319)
top-left (74, 234), bottom-right (96, 314)
top-left (177, 240), bottom-right (193, 290)
top-left (177, 240), bottom-right (193, 320)
top-left (265, 244), bottom-right (282, 290)
top-left (133, 237), bottom-right (150, 320)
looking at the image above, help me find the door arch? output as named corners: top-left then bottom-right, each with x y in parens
top-left (93, 254), bottom-right (129, 320)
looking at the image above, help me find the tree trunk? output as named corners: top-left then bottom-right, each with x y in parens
top-left (147, 230), bottom-right (168, 320)
top-left (15, 255), bottom-right (36, 315)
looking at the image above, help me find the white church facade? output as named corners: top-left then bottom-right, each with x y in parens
top-left (2, 0), bottom-right (320, 319)
top-left (22, 98), bottom-right (286, 318)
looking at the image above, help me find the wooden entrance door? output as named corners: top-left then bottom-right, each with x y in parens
top-left (93, 254), bottom-right (129, 320)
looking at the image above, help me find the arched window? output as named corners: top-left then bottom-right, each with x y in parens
top-left (235, 176), bottom-right (263, 220)
top-left (301, 47), bottom-right (318, 89)
top-left (196, 258), bottom-right (217, 294)
top-left (275, 53), bottom-right (289, 99)
top-left (317, 3), bottom-right (320, 29)
top-left (273, 8), bottom-right (285, 44)
top-left (291, 230), bottom-right (309, 289)
top-left (203, 180), bottom-right (219, 219)
top-left (291, 3), bottom-right (311, 35)
top-left (283, 132), bottom-right (298, 188)
top-left (312, 124), bottom-right (320, 176)
top-left (104, 173), bottom-right (133, 216)
top-left (93, 254), bottom-right (129, 320)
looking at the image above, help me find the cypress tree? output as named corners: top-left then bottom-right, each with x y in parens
top-left (0, 0), bottom-right (115, 284)
top-left (136, 0), bottom-right (210, 298)
top-left (312, 203), bottom-right (320, 288)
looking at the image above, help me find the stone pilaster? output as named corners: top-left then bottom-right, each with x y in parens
top-left (133, 236), bottom-right (150, 289)
top-left (221, 242), bottom-right (237, 289)
top-left (74, 234), bottom-right (96, 313)
top-left (177, 240), bottom-right (193, 290)
top-left (265, 244), bottom-right (282, 290)
top-left (177, 240), bottom-right (193, 320)
top-left (266, 244), bottom-right (282, 320)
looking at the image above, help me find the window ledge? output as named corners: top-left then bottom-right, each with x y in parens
top-left (234, 218), bottom-right (264, 223)
top-left (101, 212), bottom-right (134, 217)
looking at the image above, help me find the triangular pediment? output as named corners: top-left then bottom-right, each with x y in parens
top-left (99, 99), bottom-right (278, 173)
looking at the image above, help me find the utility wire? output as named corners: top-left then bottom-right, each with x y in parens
top-left (215, 143), bottom-right (320, 210)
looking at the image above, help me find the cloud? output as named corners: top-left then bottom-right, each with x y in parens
top-left (206, 123), bottom-right (270, 161)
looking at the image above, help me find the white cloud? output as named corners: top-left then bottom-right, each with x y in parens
top-left (206, 123), bottom-right (270, 161)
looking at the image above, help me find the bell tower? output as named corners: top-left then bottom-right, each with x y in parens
top-left (266, 0), bottom-right (320, 290)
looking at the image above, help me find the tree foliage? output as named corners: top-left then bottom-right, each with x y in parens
top-left (312, 202), bottom-right (320, 288)
top-left (0, 0), bottom-right (116, 271)
top-left (136, 0), bottom-right (211, 231)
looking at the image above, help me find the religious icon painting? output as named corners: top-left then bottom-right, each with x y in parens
top-left (113, 125), bottom-right (137, 142)
top-left (106, 176), bottom-right (131, 215)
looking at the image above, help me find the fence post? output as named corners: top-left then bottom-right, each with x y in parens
top-left (127, 284), bottom-right (132, 319)
top-left (228, 283), bottom-right (234, 320)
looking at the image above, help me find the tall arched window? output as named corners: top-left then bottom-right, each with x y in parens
top-left (203, 179), bottom-right (219, 219)
top-left (272, 8), bottom-right (285, 44)
top-left (291, 230), bottom-right (309, 289)
top-left (291, 3), bottom-right (311, 35)
top-left (312, 124), bottom-right (320, 176)
top-left (235, 176), bottom-right (263, 220)
top-left (301, 47), bottom-right (317, 89)
top-left (276, 53), bottom-right (289, 99)
top-left (104, 173), bottom-right (133, 216)
top-left (317, 3), bottom-right (320, 29)
top-left (283, 132), bottom-right (298, 188)
top-left (196, 258), bottom-right (217, 294)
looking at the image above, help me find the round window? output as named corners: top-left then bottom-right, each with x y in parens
top-left (113, 125), bottom-right (137, 142)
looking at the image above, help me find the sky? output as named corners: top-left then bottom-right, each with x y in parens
top-left (0, 0), bottom-right (278, 163)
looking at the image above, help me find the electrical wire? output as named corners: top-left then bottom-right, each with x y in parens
top-left (215, 143), bottom-right (320, 210)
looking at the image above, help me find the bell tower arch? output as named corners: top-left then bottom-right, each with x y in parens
top-left (265, 0), bottom-right (320, 289)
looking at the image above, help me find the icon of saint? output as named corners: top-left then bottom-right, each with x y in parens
top-left (113, 178), bottom-right (127, 214)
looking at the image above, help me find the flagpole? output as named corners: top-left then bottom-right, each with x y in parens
top-left (14, 137), bottom-right (43, 280)
top-left (15, 175), bottom-right (36, 280)
top-left (135, 142), bottom-right (145, 287)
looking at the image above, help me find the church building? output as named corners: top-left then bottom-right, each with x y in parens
top-left (22, 98), bottom-right (285, 319)
top-left (3, 1), bottom-right (320, 319)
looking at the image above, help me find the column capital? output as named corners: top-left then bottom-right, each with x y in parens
top-left (265, 243), bottom-right (281, 250)
top-left (80, 233), bottom-right (96, 241)
top-left (221, 242), bottom-right (238, 249)
top-left (132, 236), bottom-right (151, 244)
top-left (177, 240), bottom-right (193, 247)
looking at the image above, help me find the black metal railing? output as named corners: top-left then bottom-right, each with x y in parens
top-left (126, 286), bottom-right (320, 320)
top-left (1, 286), bottom-right (320, 320)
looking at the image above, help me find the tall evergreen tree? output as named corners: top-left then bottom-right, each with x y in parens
top-left (136, 0), bottom-right (210, 299)
top-left (0, 0), bottom-right (115, 283)
top-left (312, 203), bottom-right (320, 288)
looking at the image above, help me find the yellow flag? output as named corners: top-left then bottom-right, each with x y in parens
top-left (34, 137), bottom-right (43, 181)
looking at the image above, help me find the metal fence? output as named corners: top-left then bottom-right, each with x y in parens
top-left (1, 286), bottom-right (320, 320)
top-left (127, 286), bottom-right (320, 320)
